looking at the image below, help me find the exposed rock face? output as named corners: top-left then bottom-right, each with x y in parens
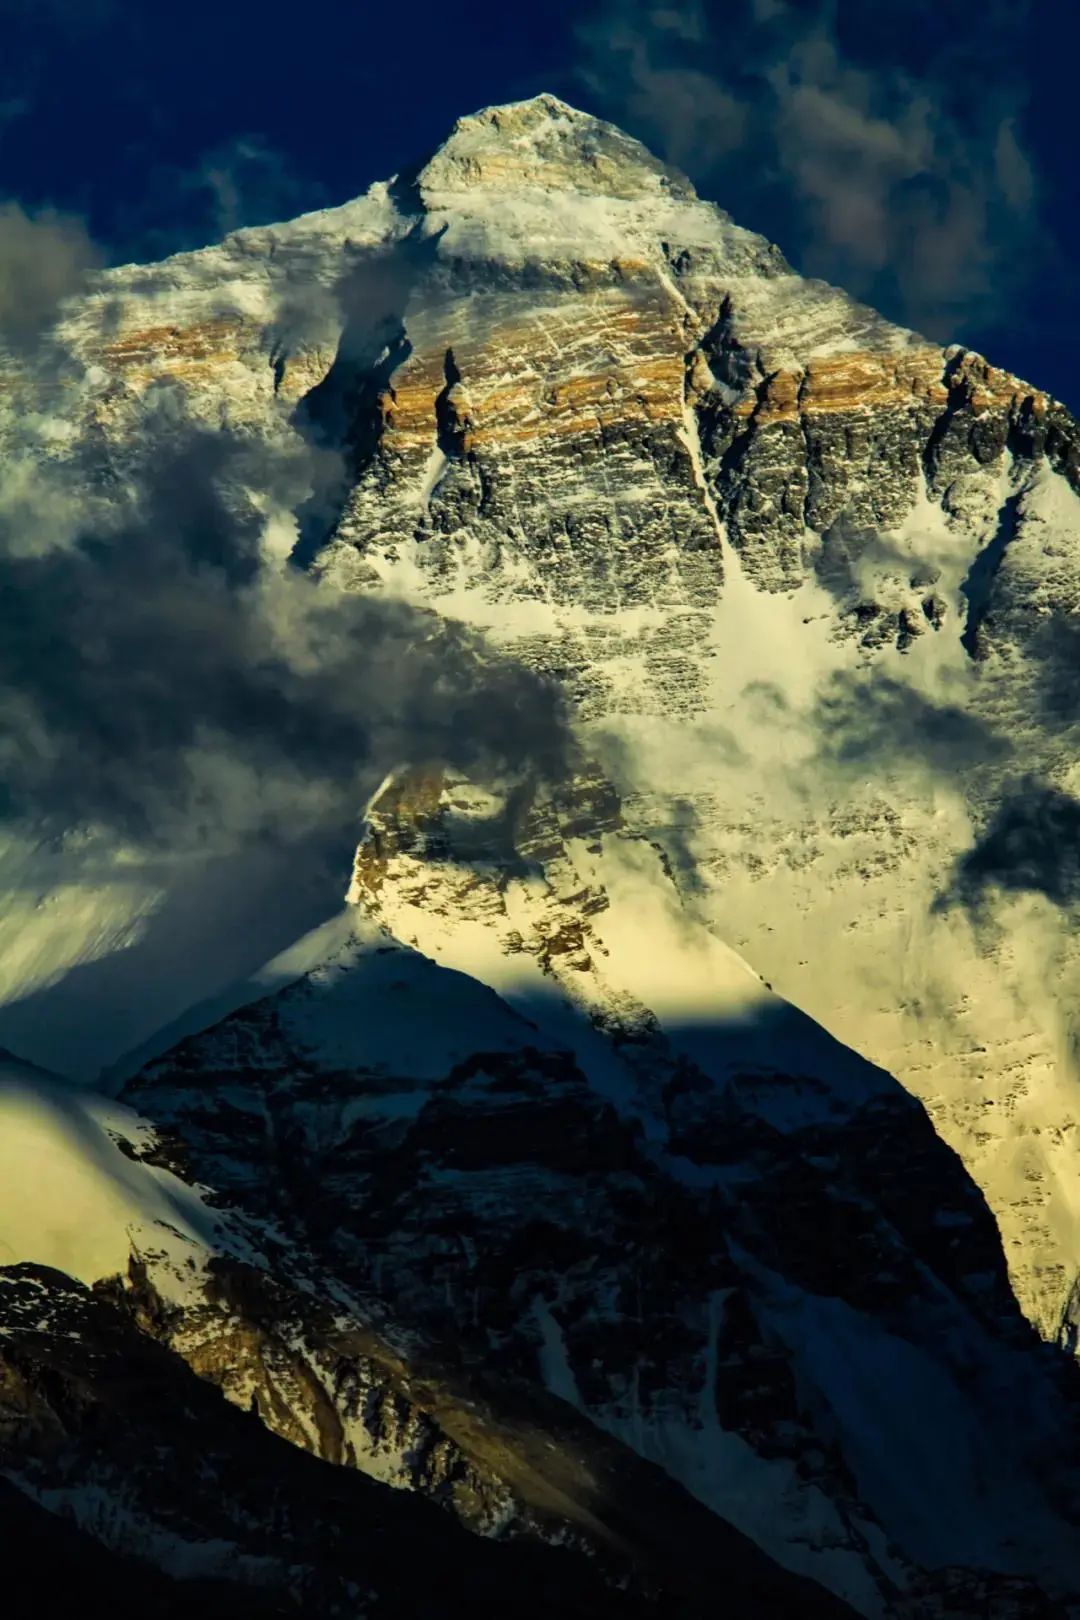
top-left (3, 91), bottom-right (1080, 1618)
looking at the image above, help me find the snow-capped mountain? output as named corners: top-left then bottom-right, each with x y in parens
top-left (2, 94), bottom-right (1080, 1615)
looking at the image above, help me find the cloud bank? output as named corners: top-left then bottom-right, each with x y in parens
top-left (0, 386), bottom-right (573, 855)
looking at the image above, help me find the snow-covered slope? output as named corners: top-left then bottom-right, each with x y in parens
top-left (0, 1048), bottom-right (217, 1284)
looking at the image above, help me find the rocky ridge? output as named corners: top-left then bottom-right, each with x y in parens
top-left (0, 1261), bottom-right (686, 1619)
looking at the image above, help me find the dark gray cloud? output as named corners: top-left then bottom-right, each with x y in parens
top-left (937, 781), bottom-right (1080, 912)
top-left (0, 200), bottom-right (101, 349)
top-left (0, 389), bottom-right (573, 853)
top-left (577, 0), bottom-right (1039, 339)
top-left (813, 670), bottom-right (1012, 778)
top-left (1019, 616), bottom-right (1080, 735)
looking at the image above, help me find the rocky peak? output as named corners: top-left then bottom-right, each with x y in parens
top-left (413, 94), bottom-right (698, 205)
top-left (351, 765), bottom-right (621, 886)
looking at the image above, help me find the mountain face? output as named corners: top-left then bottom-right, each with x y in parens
top-left (3, 93), bottom-right (1080, 1616)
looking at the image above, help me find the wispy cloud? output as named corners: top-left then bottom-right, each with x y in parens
top-left (0, 201), bottom-right (100, 349)
top-left (577, 0), bottom-right (1039, 339)
top-left (188, 135), bottom-right (325, 242)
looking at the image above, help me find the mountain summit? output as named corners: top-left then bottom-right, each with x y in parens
top-left (2, 98), bottom-right (1080, 1617)
top-left (413, 93), bottom-right (699, 200)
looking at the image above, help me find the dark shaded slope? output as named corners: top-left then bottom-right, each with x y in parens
top-left (0, 1261), bottom-right (856, 1620)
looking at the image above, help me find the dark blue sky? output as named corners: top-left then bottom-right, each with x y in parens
top-left (1, 0), bottom-right (1076, 407)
